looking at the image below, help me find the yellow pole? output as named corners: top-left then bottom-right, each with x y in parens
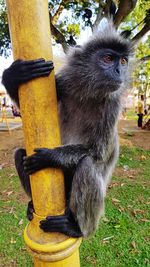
top-left (5, 0), bottom-right (82, 266)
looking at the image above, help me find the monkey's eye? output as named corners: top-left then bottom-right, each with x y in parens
top-left (120, 57), bottom-right (128, 65)
top-left (103, 55), bottom-right (113, 63)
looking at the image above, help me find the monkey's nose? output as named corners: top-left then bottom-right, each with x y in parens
top-left (115, 67), bottom-right (120, 75)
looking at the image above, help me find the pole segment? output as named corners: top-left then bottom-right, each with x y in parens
top-left (5, 0), bottom-right (82, 266)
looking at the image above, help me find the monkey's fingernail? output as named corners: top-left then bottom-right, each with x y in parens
top-left (46, 216), bottom-right (52, 220)
top-left (40, 220), bottom-right (45, 224)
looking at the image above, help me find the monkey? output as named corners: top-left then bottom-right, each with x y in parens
top-left (2, 24), bottom-right (133, 238)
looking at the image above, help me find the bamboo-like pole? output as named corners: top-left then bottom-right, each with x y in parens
top-left (6, 1), bottom-right (81, 266)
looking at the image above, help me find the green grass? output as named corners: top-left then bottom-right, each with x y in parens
top-left (126, 109), bottom-right (150, 122)
top-left (0, 146), bottom-right (150, 267)
top-left (126, 109), bottom-right (137, 121)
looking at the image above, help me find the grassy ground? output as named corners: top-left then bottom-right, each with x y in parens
top-left (0, 145), bottom-right (150, 267)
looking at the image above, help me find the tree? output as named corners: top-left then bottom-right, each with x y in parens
top-left (0, 0), bottom-right (150, 56)
top-left (132, 39), bottom-right (150, 98)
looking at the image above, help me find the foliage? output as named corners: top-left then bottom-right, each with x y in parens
top-left (0, 0), bottom-right (11, 57)
top-left (0, 144), bottom-right (150, 266)
top-left (0, 0), bottom-right (150, 56)
top-left (132, 39), bottom-right (150, 96)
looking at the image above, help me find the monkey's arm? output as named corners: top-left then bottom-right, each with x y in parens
top-left (23, 145), bottom-right (89, 175)
top-left (2, 59), bottom-right (54, 106)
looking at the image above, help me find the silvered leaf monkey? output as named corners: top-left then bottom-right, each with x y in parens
top-left (2, 24), bottom-right (133, 238)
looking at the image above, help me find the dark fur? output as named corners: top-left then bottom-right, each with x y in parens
top-left (2, 24), bottom-right (133, 237)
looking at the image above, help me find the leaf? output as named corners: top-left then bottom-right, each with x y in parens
top-left (102, 236), bottom-right (114, 241)
top-left (108, 182), bottom-right (119, 189)
top-left (133, 209), bottom-right (145, 216)
top-left (114, 224), bottom-right (121, 229)
top-left (118, 206), bottom-right (125, 213)
top-left (102, 240), bottom-right (110, 244)
top-left (6, 191), bottom-right (13, 196)
top-left (10, 238), bottom-right (16, 244)
top-left (18, 219), bottom-right (23, 225)
top-left (140, 155), bottom-right (146, 160)
top-left (123, 165), bottom-right (129, 171)
top-left (112, 198), bottom-right (120, 203)
top-left (140, 218), bottom-right (150, 223)
top-left (8, 173), bottom-right (15, 178)
top-left (102, 217), bottom-right (110, 223)
top-left (131, 241), bottom-right (136, 249)
top-left (9, 206), bottom-right (14, 214)
top-left (128, 175), bottom-right (134, 179)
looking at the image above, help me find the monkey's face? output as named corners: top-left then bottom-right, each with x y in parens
top-left (92, 48), bottom-right (129, 93)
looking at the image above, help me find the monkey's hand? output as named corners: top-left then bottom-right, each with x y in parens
top-left (40, 209), bottom-right (83, 237)
top-left (2, 59), bottom-right (54, 105)
top-left (23, 148), bottom-right (53, 175)
top-left (23, 145), bottom-right (88, 175)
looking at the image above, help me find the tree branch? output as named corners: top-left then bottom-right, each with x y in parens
top-left (92, 1), bottom-right (104, 31)
top-left (51, 0), bottom-right (70, 25)
top-left (140, 55), bottom-right (150, 61)
top-left (103, 0), bottom-right (113, 17)
top-left (114, 0), bottom-right (138, 28)
top-left (132, 23), bottom-right (150, 43)
top-left (49, 12), bottom-right (68, 52)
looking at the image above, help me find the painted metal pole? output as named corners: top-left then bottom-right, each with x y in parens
top-left (5, 0), bottom-right (82, 266)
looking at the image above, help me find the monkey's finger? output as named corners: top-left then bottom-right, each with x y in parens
top-left (24, 165), bottom-right (40, 175)
top-left (23, 156), bottom-right (37, 166)
top-left (40, 220), bottom-right (68, 231)
top-left (41, 217), bottom-right (68, 225)
top-left (23, 58), bottom-right (46, 65)
top-left (24, 163), bottom-right (39, 171)
top-left (22, 60), bottom-right (54, 74)
top-left (40, 221), bottom-right (81, 237)
top-left (34, 148), bottom-right (47, 153)
top-left (24, 61), bottom-right (54, 73)
top-left (23, 59), bottom-right (53, 67)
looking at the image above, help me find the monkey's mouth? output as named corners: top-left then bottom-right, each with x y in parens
top-left (103, 79), bottom-right (122, 89)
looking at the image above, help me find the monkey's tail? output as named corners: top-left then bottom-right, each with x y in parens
top-left (69, 156), bottom-right (104, 238)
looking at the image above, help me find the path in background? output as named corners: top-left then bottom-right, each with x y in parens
top-left (0, 118), bottom-right (150, 168)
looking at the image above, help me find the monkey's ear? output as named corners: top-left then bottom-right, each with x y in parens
top-left (67, 45), bottom-right (83, 59)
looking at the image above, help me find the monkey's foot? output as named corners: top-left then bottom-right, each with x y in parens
top-left (40, 209), bottom-right (83, 237)
top-left (27, 200), bottom-right (35, 221)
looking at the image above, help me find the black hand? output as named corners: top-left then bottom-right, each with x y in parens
top-left (2, 58), bottom-right (54, 105)
top-left (23, 145), bottom-right (88, 175)
top-left (40, 209), bottom-right (82, 237)
top-left (23, 148), bottom-right (52, 175)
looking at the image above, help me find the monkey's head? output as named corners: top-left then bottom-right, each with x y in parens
top-left (67, 23), bottom-right (134, 100)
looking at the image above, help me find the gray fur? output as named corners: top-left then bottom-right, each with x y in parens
top-left (2, 23), bottom-right (133, 238)
top-left (56, 24), bottom-right (132, 237)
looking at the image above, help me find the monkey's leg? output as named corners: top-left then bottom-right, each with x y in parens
top-left (40, 209), bottom-right (82, 238)
top-left (40, 156), bottom-right (104, 238)
top-left (15, 149), bottom-right (34, 220)
top-left (15, 148), bottom-right (31, 196)
top-left (27, 200), bottom-right (35, 221)
top-left (22, 145), bottom-right (89, 236)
